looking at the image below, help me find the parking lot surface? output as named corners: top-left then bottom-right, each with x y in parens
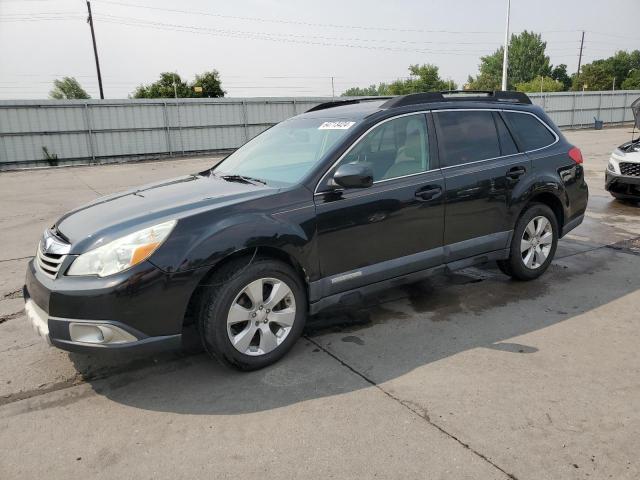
top-left (1, 127), bottom-right (639, 479)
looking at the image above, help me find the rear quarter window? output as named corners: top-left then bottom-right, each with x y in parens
top-left (503, 112), bottom-right (556, 151)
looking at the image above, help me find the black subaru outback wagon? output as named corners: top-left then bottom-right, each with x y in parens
top-left (24, 91), bottom-right (588, 370)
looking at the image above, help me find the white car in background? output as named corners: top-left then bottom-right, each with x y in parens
top-left (606, 97), bottom-right (640, 201)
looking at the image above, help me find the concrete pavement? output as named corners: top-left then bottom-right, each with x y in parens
top-left (1, 127), bottom-right (639, 479)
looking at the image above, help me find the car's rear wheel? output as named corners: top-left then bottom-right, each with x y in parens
top-left (199, 257), bottom-right (306, 370)
top-left (497, 203), bottom-right (558, 281)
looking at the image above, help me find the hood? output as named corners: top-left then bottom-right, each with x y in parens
top-left (55, 173), bottom-right (276, 253)
top-left (616, 138), bottom-right (640, 155)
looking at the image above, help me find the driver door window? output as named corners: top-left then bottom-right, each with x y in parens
top-left (339, 114), bottom-right (429, 182)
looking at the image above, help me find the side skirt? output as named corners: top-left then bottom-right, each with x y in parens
top-left (308, 248), bottom-right (509, 315)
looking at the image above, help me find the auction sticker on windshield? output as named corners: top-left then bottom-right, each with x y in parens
top-left (318, 121), bottom-right (356, 130)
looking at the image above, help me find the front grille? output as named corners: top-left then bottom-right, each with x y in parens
top-left (36, 243), bottom-right (66, 279)
top-left (620, 162), bottom-right (640, 177)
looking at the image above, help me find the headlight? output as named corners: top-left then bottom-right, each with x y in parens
top-left (67, 220), bottom-right (176, 277)
top-left (607, 157), bottom-right (620, 174)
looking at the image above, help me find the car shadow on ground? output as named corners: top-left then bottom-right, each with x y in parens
top-left (67, 238), bottom-right (640, 415)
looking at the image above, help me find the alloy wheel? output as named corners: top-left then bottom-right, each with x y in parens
top-left (226, 277), bottom-right (296, 356)
top-left (520, 215), bottom-right (553, 269)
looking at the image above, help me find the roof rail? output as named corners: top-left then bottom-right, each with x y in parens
top-left (306, 97), bottom-right (392, 113)
top-left (381, 90), bottom-right (531, 109)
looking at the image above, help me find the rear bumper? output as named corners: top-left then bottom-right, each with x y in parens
top-left (24, 259), bottom-right (186, 353)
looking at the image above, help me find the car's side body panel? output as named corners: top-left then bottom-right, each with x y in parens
top-left (313, 169), bottom-right (446, 284)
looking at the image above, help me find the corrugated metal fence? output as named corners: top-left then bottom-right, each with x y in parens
top-left (1, 91), bottom-right (638, 169)
top-left (529, 90), bottom-right (640, 128)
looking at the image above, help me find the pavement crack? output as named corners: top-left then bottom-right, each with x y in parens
top-left (2, 289), bottom-right (23, 300)
top-left (0, 256), bottom-right (32, 264)
top-left (1, 374), bottom-right (86, 407)
top-left (72, 171), bottom-right (103, 196)
top-left (0, 311), bottom-right (22, 325)
top-left (305, 335), bottom-right (519, 480)
top-left (0, 351), bottom-right (201, 408)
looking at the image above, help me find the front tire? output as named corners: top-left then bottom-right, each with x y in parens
top-left (199, 257), bottom-right (307, 371)
top-left (497, 203), bottom-right (559, 281)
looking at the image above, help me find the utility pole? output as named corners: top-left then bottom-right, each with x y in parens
top-left (500, 0), bottom-right (511, 91)
top-left (173, 72), bottom-right (178, 99)
top-left (86, 1), bottom-right (104, 99)
top-left (577, 31), bottom-right (585, 78)
top-left (331, 76), bottom-right (335, 100)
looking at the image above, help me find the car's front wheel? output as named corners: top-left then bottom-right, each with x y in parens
top-left (497, 203), bottom-right (558, 281)
top-left (199, 257), bottom-right (307, 370)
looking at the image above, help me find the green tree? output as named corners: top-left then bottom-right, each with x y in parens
top-left (574, 50), bottom-right (640, 91)
top-left (606, 50), bottom-right (640, 89)
top-left (190, 70), bottom-right (225, 98)
top-left (342, 84), bottom-right (387, 96)
top-left (515, 76), bottom-right (564, 93)
top-left (133, 72), bottom-right (192, 98)
top-left (407, 64), bottom-right (454, 91)
top-left (550, 64), bottom-right (571, 90)
top-left (621, 69), bottom-right (640, 90)
top-left (468, 31), bottom-right (551, 90)
top-left (342, 64), bottom-right (454, 96)
top-left (49, 77), bottom-right (90, 99)
top-left (573, 62), bottom-right (613, 91)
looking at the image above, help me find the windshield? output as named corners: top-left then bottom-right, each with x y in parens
top-left (213, 117), bottom-right (358, 186)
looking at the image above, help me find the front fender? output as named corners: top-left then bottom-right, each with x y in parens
top-left (149, 205), bottom-right (318, 280)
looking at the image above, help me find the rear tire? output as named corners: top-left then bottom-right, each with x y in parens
top-left (199, 257), bottom-right (307, 371)
top-left (498, 203), bottom-right (559, 281)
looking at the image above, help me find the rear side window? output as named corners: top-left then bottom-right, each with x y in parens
top-left (434, 111), bottom-right (500, 167)
top-left (503, 112), bottom-right (556, 151)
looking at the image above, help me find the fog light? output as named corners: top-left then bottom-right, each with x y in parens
top-left (69, 323), bottom-right (137, 344)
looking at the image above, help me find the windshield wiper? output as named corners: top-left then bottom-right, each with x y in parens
top-left (219, 174), bottom-right (267, 185)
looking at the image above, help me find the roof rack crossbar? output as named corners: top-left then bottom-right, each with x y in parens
top-left (380, 90), bottom-right (531, 109)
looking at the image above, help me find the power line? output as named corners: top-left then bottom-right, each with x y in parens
top-left (92, 0), bottom-right (508, 35)
top-left (91, 14), bottom-right (500, 56)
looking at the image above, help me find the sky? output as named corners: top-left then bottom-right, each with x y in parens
top-left (0, 0), bottom-right (639, 100)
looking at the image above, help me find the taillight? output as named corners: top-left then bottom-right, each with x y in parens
top-left (568, 146), bottom-right (583, 164)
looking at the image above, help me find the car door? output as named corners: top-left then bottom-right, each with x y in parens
top-left (313, 113), bottom-right (445, 297)
top-left (433, 109), bottom-right (530, 262)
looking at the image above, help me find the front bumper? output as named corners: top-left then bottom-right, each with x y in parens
top-left (23, 258), bottom-right (190, 353)
top-left (605, 170), bottom-right (640, 198)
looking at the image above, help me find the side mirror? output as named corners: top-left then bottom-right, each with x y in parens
top-left (332, 163), bottom-right (373, 189)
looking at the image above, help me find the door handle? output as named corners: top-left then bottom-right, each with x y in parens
top-left (506, 166), bottom-right (527, 179)
top-left (415, 186), bottom-right (442, 201)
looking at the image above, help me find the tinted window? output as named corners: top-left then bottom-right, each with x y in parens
top-left (434, 111), bottom-right (500, 167)
top-left (339, 114), bottom-right (429, 182)
top-left (494, 113), bottom-right (518, 155)
top-left (503, 112), bottom-right (556, 151)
